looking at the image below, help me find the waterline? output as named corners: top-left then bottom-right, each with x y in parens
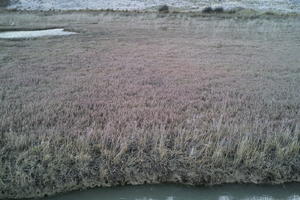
top-left (45, 184), bottom-right (300, 200)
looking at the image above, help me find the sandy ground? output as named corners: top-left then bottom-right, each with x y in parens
top-left (0, 11), bottom-right (300, 199)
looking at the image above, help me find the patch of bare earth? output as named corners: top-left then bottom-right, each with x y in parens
top-left (0, 11), bottom-right (299, 199)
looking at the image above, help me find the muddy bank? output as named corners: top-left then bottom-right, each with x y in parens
top-left (0, 11), bottom-right (299, 199)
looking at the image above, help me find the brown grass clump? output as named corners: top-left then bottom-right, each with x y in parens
top-left (0, 11), bottom-right (299, 199)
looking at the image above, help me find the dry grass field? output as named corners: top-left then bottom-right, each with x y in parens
top-left (0, 11), bottom-right (300, 199)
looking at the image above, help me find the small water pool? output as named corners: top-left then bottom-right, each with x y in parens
top-left (0, 28), bottom-right (76, 39)
top-left (45, 183), bottom-right (300, 200)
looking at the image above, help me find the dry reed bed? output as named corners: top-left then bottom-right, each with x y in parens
top-left (0, 12), bottom-right (300, 199)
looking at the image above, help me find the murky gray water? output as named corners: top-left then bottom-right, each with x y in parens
top-left (45, 184), bottom-right (300, 200)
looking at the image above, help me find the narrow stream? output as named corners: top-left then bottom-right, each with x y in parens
top-left (45, 183), bottom-right (300, 200)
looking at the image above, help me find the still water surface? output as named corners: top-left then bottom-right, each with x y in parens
top-left (46, 183), bottom-right (300, 200)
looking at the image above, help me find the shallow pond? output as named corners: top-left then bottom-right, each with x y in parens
top-left (46, 183), bottom-right (300, 200)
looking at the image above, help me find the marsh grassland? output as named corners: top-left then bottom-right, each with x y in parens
top-left (0, 11), bottom-right (299, 199)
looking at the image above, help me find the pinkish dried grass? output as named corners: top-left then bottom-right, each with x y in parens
top-left (0, 11), bottom-right (300, 199)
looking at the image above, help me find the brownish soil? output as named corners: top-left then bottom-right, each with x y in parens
top-left (0, 11), bottom-right (299, 199)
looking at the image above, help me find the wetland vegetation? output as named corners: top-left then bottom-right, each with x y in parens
top-left (0, 10), bottom-right (299, 199)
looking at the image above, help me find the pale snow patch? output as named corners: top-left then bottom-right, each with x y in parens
top-left (0, 28), bottom-right (76, 39)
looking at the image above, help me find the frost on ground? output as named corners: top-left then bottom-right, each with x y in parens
top-left (7, 0), bottom-right (300, 13)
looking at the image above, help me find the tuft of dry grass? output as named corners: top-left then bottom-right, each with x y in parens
top-left (0, 11), bottom-right (299, 199)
